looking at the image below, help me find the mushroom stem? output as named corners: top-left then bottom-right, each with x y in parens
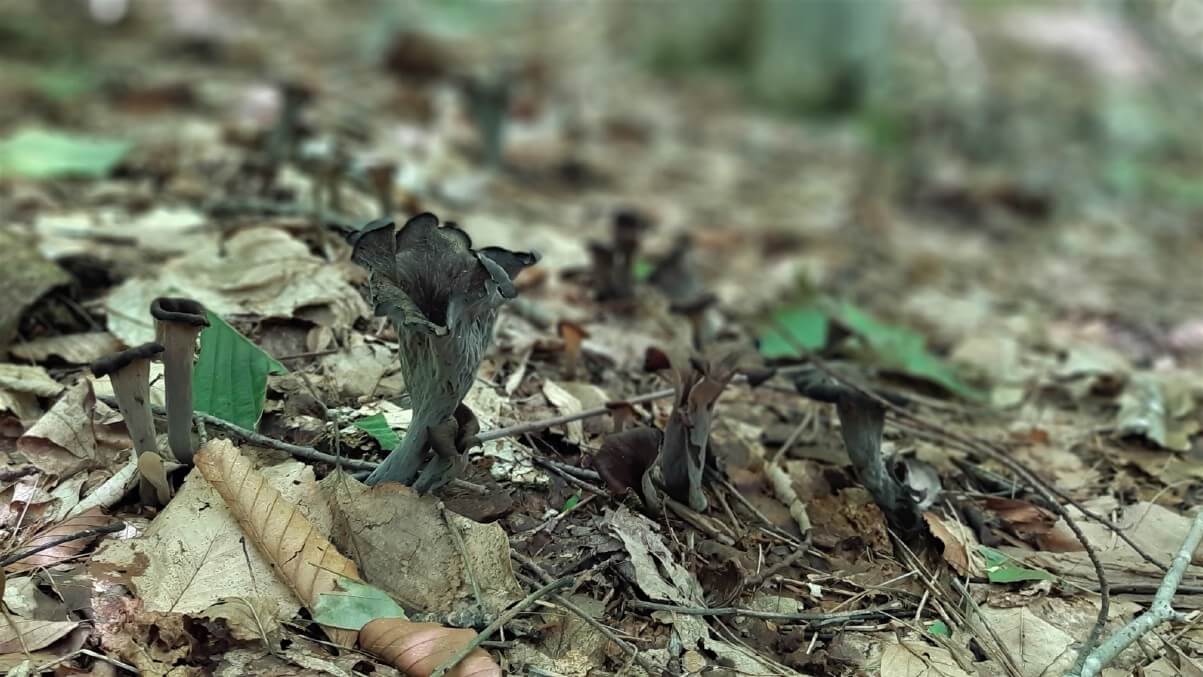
top-left (91, 343), bottom-right (164, 460)
top-left (150, 298), bottom-right (209, 464)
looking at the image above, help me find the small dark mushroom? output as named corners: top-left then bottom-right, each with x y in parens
top-left (660, 351), bottom-right (741, 512)
top-left (150, 298), bottom-right (209, 464)
top-left (595, 427), bottom-right (663, 512)
top-left (91, 342), bottom-right (165, 459)
top-left (556, 320), bottom-right (589, 378)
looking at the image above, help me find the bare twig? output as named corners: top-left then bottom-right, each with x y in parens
top-left (512, 551), bottom-right (661, 674)
top-left (430, 576), bottom-right (573, 677)
top-left (0, 522), bottom-right (126, 568)
top-left (439, 501), bottom-right (484, 611)
top-left (626, 599), bottom-right (906, 625)
top-left (768, 319), bottom-right (1112, 671)
top-left (1069, 511), bottom-right (1203, 677)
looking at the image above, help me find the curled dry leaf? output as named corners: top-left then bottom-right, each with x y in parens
top-left (5, 507), bottom-right (114, 573)
top-left (594, 427), bottom-right (662, 511)
top-left (194, 439), bottom-right (360, 647)
top-left (359, 617), bottom-right (500, 677)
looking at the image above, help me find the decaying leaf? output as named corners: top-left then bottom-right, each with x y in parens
top-left (9, 333), bottom-right (122, 366)
top-left (359, 617), bottom-right (500, 677)
top-left (5, 508), bottom-right (115, 573)
top-left (313, 576), bottom-right (407, 631)
top-left (0, 618), bottom-right (79, 654)
top-left (194, 439), bottom-right (361, 647)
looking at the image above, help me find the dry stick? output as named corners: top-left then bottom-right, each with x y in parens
top-left (430, 575), bottom-right (574, 677)
top-left (512, 552), bottom-right (661, 675)
top-left (0, 522), bottom-right (126, 568)
top-left (768, 318), bottom-right (1112, 672)
top-left (1071, 511), bottom-right (1203, 677)
top-left (439, 501), bottom-right (484, 611)
top-left (626, 599), bottom-right (906, 625)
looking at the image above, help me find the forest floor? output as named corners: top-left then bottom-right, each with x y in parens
top-left (1, 2), bottom-right (1202, 676)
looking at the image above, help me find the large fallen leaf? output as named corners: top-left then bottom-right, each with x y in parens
top-left (834, 301), bottom-right (984, 401)
top-left (359, 618), bottom-right (500, 677)
top-left (9, 332), bottom-right (121, 366)
top-left (89, 452), bottom-right (328, 637)
top-left (0, 128), bottom-right (129, 179)
top-left (0, 363), bottom-right (64, 423)
top-left (34, 206), bottom-right (212, 260)
top-left (322, 476), bottom-right (522, 615)
top-left (193, 310), bottom-right (287, 430)
top-left (0, 618), bottom-right (79, 653)
top-left (103, 227), bottom-right (369, 346)
top-left (879, 637), bottom-right (973, 677)
top-left (5, 508), bottom-right (115, 573)
top-left (756, 304), bottom-right (829, 359)
top-left (542, 380), bottom-right (584, 444)
top-left (14, 381), bottom-right (122, 478)
top-left (970, 606), bottom-right (1074, 677)
top-left (195, 440), bottom-right (360, 647)
top-left (0, 231), bottom-right (70, 354)
top-left (1116, 372), bottom-right (1198, 451)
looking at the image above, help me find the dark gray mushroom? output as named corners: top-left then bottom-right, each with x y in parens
top-left (660, 352), bottom-right (740, 512)
top-left (91, 342), bottom-right (165, 459)
top-left (150, 297), bottom-right (209, 464)
top-left (347, 212), bottom-right (538, 490)
top-left (364, 160), bottom-right (397, 217)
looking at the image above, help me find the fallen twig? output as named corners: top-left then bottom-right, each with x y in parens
top-left (769, 319), bottom-right (1113, 672)
top-left (1069, 511), bottom-right (1203, 677)
top-left (626, 599), bottom-right (905, 625)
top-left (0, 522), bottom-right (125, 568)
top-left (512, 551), bottom-right (662, 674)
top-left (430, 575), bottom-right (574, 677)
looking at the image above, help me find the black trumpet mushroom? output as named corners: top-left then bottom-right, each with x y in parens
top-left (150, 297), bottom-right (209, 464)
top-left (91, 342), bottom-right (164, 459)
top-left (348, 212), bottom-right (539, 491)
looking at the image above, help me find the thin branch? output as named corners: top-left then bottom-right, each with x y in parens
top-left (626, 599), bottom-right (906, 625)
top-left (1070, 511), bottom-right (1203, 677)
top-left (512, 551), bottom-right (661, 674)
top-left (768, 318), bottom-right (1112, 672)
top-left (0, 522), bottom-right (126, 567)
top-left (430, 575), bottom-right (573, 677)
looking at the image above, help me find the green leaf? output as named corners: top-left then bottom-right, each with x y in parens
top-left (0, 128), bottom-right (130, 179)
top-left (354, 414), bottom-right (400, 449)
top-left (562, 493), bottom-right (581, 511)
top-left (312, 576), bottom-right (407, 630)
top-left (633, 258), bottom-right (654, 282)
top-left (193, 311), bottom-right (287, 430)
top-left (927, 620), bottom-right (950, 637)
top-left (980, 546), bottom-right (1054, 584)
top-left (757, 305), bottom-right (829, 359)
top-left (832, 301), bottom-right (984, 401)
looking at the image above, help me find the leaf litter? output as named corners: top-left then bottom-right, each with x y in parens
top-left (0, 2), bottom-right (1201, 675)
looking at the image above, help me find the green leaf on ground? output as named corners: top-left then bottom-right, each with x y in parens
top-left (757, 305), bottom-right (829, 359)
top-left (193, 310), bottom-right (287, 430)
top-left (980, 546), bottom-right (1054, 584)
top-left (313, 576), bottom-right (407, 630)
top-left (833, 302), bottom-right (984, 401)
top-left (633, 258), bottom-right (655, 282)
top-left (0, 128), bottom-right (130, 179)
top-left (354, 414), bottom-right (400, 449)
top-left (927, 620), bottom-right (950, 637)
top-left (563, 493), bottom-right (581, 511)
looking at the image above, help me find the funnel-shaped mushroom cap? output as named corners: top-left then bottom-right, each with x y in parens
top-left (150, 298), bottom-right (209, 326)
top-left (348, 212), bottom-right (539, 335)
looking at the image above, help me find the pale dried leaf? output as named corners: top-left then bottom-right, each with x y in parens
top-left (195, 439), bottom-right (361, 647)
top-left (15, 381), bottom-right (113, 478)
top-left (971, 606), bottom-right (1074, 677)
top-left (65, 457), bottom-right (138, 519)
top-left (879, 638), bottom-right (973, 677)
top-left (359, 618), bottom-right (500, 677)
top-left (9, 333), bottom-right (122, 365)
top-left (0, 618), bottom-right (78, 653)
top-left (542, 380), bottom-right (584, 444)
top-left (5, 508), bottom-right (114, 573)
top-left (0, 365), bottom-right (64, 398)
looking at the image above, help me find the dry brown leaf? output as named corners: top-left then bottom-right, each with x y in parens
top-left (0, 618), bottom-right (78, 653)
top-left (9, 333), bottom-right (122, 365)
top-left (194, 439), bottom-right (361, 647)
top-left (5, 508), bottom-right (114, 573)
top-left (359, 618), bottom-right (500, 677)
top-left (924, 512), bottom-right (973, 575)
